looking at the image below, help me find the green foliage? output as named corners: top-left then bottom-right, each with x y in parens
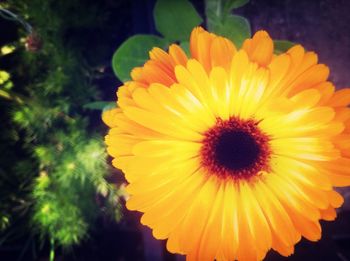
top-left (0, 0), bottom-right (124, 258)
top-left (154, 0), bottom-right (202, 41)
top-left (210, 15), bottom-right (251, 48)
top-left (205, 0), bottom-right (251, 47)
top-left (84, 101), bottom-right (116, 110)
top-left (223, 0), bottom-right (250, 11)
top-left (205, 0), bottom-right (250, 22)
top-left (32, 180), bottom-right (89, 247)
top-left (180, 41), bottom-right (190, 56)
top-left (0, 67), bottom-right (23, 103)
top-left (0, 155), bottom-right (38, 253)
top-left (112, 35), bottom-right (169, 82)
top-left (0, 215), bottom-right (10, 231)
top-left (274, 40), bottom-right (296, 54)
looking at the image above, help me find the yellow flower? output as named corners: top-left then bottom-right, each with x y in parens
top-left (104, 27), bottom-right (350, 260)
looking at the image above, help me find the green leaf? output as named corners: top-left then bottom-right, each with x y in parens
top-left (180, 41), bottom-right (190, 56)
top-left (154, 0), bottom-right (203, 41)
top-left (0, 89), bottom-right (24, 103)
top-left (205, 0), bottom-right (223, 31)
top-left (102, 102), bottom-right (117, 112)
top-left (0, 89), bottom-right (10, 100)
top-left (83, 101), bottom-right (116, 110)
top-left (205, 0), bottom-right (249, 29)
top-left (211, 15), bottom-right (251, 47)
top-left (112, 35), bottom-right (169, 82)
top-left (3, 80), bottom-right (13, 90)
top-left (205, 0), bottom-right (251, 47)
top-left (274, 40), bottom-right (296, 54)
top-left (223, 0), bottom-right (249, 12)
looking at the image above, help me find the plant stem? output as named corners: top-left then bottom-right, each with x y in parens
top-left (49, 238), bottom-right (55, 261)
top-left (0, 8), bottom-right (32, 33)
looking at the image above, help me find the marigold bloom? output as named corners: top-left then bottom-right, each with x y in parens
top-left (104, 27), bottom-right (350, 260)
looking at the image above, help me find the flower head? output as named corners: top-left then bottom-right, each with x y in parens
top-left (25, 31), bottom-right (42, 52)
top-left (104, 27), bottom-right (350, 260)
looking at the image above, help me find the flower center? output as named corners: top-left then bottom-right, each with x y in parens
top-left (215, 130), bottom-right (260, 170)
top-left (201, 118), bottom-right (270, 180)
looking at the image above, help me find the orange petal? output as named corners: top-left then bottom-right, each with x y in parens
top-left (242, 30), bottom-right (274, 66)
top-left (318, 158), bottom-right (350, 187)
top-left (210, 36), bottom-right (237, 70)
top-left (169, 44), bottom-right (188, 66)
top-left (328, 88), bottom-right (350, 107)
top-left (314, 81), bottom-right (335, 105)
top-left (328, 190), bottom-right (344, 208)
top-left (286, 64), bottom-right (329, 96)
top-left (320, 206), bottom-right (337, 221)
top-left (150, 47), bottom-right (175, 68)
top-left (141, 60), bottom-right (176, 86)
top-left (190, 26), bottom-right (216, 72)
top-left (131, 44), bottom-right (189, 87)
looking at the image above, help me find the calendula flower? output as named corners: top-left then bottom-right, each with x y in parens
top-left (104, 27), bottom-right (350, 260)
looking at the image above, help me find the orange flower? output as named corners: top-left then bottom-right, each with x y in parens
top-left (104, 27), bottom-right (350, 260)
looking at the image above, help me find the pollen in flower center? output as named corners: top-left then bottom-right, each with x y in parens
top-left (201, 118), bottom-right (270, 180)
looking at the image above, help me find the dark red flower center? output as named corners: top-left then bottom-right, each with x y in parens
top-left (201, 118), bottom-right (270, 180)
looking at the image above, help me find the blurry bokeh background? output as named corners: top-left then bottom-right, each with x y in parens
top-left (1, 0), bottom-right (350, 260)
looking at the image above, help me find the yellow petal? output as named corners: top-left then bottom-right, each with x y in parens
top-left (123, 106), bottom-right (203, 141)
